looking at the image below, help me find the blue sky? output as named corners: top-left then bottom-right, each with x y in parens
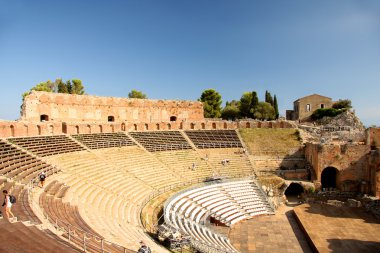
top-left (0, 0), bottom-right (379, 126)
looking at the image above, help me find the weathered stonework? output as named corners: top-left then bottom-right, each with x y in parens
top-left (286, 94), bottom-right (333, 121)
top-left (21, 91), bottom-right (204, 123)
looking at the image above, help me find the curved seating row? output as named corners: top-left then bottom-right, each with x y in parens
top-left (8, 135), bottom-right (86, 157)
top-left (164, 180), bottom-right (274, 253)
top-left (129, 131), bottom-right (192, 152)
top-left (185, 130), bottom-right (243, 149)
top-left (72, 132), bottom-right (136, 149)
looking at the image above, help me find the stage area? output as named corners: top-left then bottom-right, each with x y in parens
top-left (294, 203), bottom-right (380, 253)
top-left (229, 205), bottom-right (312, 253)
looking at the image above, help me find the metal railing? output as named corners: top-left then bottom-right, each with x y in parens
top-left (26, 176), bottom-right (132, 253)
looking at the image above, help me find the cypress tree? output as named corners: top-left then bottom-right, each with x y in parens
top-left (273, 95), bottom-right (279, 119)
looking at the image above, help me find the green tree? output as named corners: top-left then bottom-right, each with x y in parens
top-left (66, 80), bottom-right (72, 94)
top-left (273, 95), bottom-right (279, 119)
top-left (199, 89), bottom-right (222, 118)
top-left (332, 99), bottom-right (352, 109)
top-left (265, 90), bottom-right (274, 106)
top-left (71, 79), bottom-right (85, 95)
top-left (250, 91), bottom-right (259, 112)
top-left (57, 79), bottom-right (68, 93)
top-left (253, 102), bottom-right (275, 120)
top-left (22, 81), bottom-right (53, 100)
top-left (128, 89), bottom-right (147, 99)
top-left (239, 92), bottom-right (253, 118)
top-left (222, 101), bottom-right (240, 120)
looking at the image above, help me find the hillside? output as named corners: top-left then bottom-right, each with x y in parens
top-left (239, 128), bottom-right (303, 156)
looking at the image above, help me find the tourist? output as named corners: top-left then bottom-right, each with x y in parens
top-left (39, 171), bottom-right (46, 188)
top-left (2, 190), bottom-right (15, 222)
top-left (137, 241), bottom-right (151, 253)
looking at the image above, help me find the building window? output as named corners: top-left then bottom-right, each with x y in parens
top-left (108, 116), bottom-right (115, 122)
top-left (306, 104), bottom-right (311, 112)
top-left (40, 115), bottom-right (49, 122)
top-left (170, 116), bottom-right (177, 122)
top-left (321, 104), bottom-right (325, 109)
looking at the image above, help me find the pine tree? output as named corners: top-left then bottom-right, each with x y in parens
top-left (273, 95), bottom-right (279, 119)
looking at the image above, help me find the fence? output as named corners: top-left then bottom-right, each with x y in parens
top-left (26, 176), bottom-right (132, 253)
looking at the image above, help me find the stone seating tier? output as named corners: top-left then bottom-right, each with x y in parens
top-left (8, 135), bottom-right (86, 157)
top-left (129, 131), bottom-right (192, 152)
top-left (71, 132), bottom-right (136, 149)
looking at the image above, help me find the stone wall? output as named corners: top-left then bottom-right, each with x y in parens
top-left (368, 127), bottom-right (380, 148)
top-left (0, 119), bottom-right (295, 138)
top-left (305, 143), bottom-right (370, 192)
top-left (21, 91), bottom-right (204, 123)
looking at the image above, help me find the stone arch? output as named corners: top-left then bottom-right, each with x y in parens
top-left (190, 123), bottom-right (195, 130)
top-left (111, 125), bottom-right (115, 133)
top-left (321, 167), bottom-right (339, 190)
top-left (167, 123), bottom-right (171, 130)
top-left (145, 124), bottom-right (148, 130)
top-left (156, 123), bottom-right (160, 130)
top-left (62, 123), bottom-right (67, 134)
top-left (285, 183), bottom-right (304, 198)
top-left (246, 122), bottom-right (250, 128)
top-left (87, 125), bottom-right (91, 134)
top-left (180, 122), bottom-right (183, 130)
top-left (201, 123), bottom-right (205, 129)
top-left (280, 121), bottom-right (285, 128)
top-left (212, 123), bottom-right (217, 129)
top-left (224, 122), bottom-right (228, 129)
top-left (121, 123), bottom-right (126, 131)
top-left (10, 125), bottom-right (15, 137)
top-left (40, 114), bottom-right (49, 122)
top-left (268, 122), bottom-right (273, 128)
top-left (257, 122), bottom-right (262, 128)
top-left (37, 125), bottom-right (42, 135)
top-left (49, 125), bottom-right (54, 135)
top-left (75, 125), bottom-right (80, 134)
top-left (24, 124), bottom-right (29, 136)
top-left (99, 125), bottom-right (103, 133)
top-left (134, 124), bottom-right (138, 131)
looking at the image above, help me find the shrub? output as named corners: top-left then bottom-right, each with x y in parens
top-left (311, 108), bottom-right (345, 120)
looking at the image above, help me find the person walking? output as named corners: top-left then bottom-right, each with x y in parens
top-left (39, 171), bottom-right (46, 188)
top-left (2, 190), bottom-right (16, 222)
top-left (137, 241), bottom-right (151, 253)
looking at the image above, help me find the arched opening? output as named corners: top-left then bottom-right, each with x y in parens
top-left (321, 167), bottom-right (338, 190)
top-left (134, 124), bottom-right (138, 131)
top-left (156, 123), bottom-right (160, 130)
top-left (257, 122), bottom-right (262, 128)
top-left (180, 122), bottom-right (183, 130)
top-left (145, 124), bottom-right (148, 130)
top-left (246, 122), bottom-right (250, 128)
top-left (75, 125), bottom-right (79, 134)
top-left (99, 125), bottom-right (103, 133)
top-left (121, 123), bottom-right (126, 131)
top-left (87, 125), bottom-right (91, 134)
top-left (49, 125), bottom-right (54, 135)
top-left (280, 121), bottom-right (285, 128)
top-left (108, 116), bottom-right (115, 122)
top-left (170, 116), bottom-right (177, 122)
top-left (268, 122), bottom-right (273, 128)
top-left (37, 125), bottom-right (42, 135)
top-left (190, 123), bottom-right (195, 130)
top-left (167, 123), bottom-right (171, 130)
top-left (111, 125), bottom-right (115, 133)
top-left (62, 123), bottom-right (67, 134)
top-left (224, 122), bottom-right (228, 129)
top-left (10, 125), bottom-right (15, 137)
top-left (212, 123), bottom-right (217, 129)
top-left (40, 114), bottom-right (49, 122)
top-left (201, 123), bottom-right (205, 129)
top-left (285, 183), bottom-right (304, 204)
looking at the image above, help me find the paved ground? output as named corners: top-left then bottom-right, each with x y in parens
top-left (294, 203), bottom-right (380, 253)
top-left (229, 203), bottom-right (312, 253)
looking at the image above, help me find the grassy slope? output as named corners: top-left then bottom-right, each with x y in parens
top-left (239, 128), bottom-right (302, 155)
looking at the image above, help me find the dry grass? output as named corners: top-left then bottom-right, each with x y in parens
top-left (239, 128), bottom-right (302, 155)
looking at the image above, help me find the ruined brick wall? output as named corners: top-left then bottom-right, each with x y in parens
top-left (21, 91), bottom-right (204, 123)
top-left (368, 127), bottom-right (380, 147)
top-left (305, 143), bottom-right (370, 192)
